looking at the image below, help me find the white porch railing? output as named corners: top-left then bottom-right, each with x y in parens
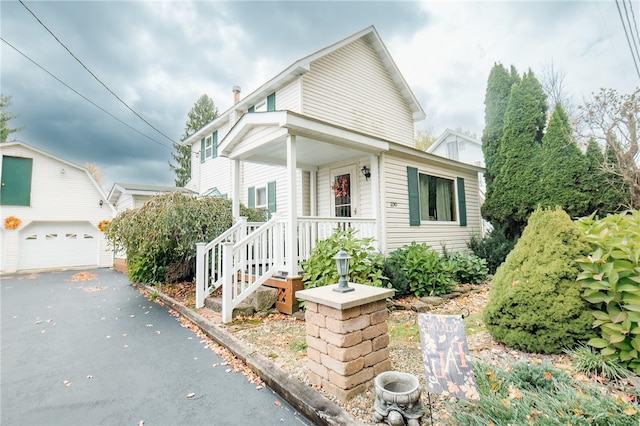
top-left (196, 215), bottom-right (376, 323)
top-left (195, 217), bottom-right (264, 308)
top-left (296, 216), bottom-right (376, 263)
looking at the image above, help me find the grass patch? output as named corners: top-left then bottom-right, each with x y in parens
top-left (463, 311), bottom-right (486, 335)
top-left (289, 337), bottom-right (308, 352)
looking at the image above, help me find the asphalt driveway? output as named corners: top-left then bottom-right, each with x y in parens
top-left (1, 268), bottom-right (311, 426)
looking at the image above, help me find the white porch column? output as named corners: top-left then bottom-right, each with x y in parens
top-left (286, 135), bottom-right (298, 277)
top-left (232, 158), bottom-right (240, 219)
top-left (310, 169), bottom-right (317, 216)
top-left (370, 154), bottom-right (381, 251)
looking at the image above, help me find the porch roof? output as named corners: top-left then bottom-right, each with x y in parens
top-left (219, 111), bottom-right (390, 170)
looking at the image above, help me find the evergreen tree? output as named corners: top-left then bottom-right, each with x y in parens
top-left (538, 104), bottom-right (589, 217)
top-left (582, 138), bottom-right (624, 216)
top-left (1, 94), bottom-right (23, 142)
top-left (482, 70), bottom-right (547, 238)
top-left (170, 94), bottom-right (218, 186)
top-left (481, 64), bottom-right (520, 190)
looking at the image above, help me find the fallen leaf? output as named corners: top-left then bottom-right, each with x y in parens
top-left (87, 375), bottom-right (93, 379)
top-left (187, 393), bottom-right (196, 399)
top-left (624, 406), bottom-right (637, 416)
top-left (274, 400), bottom-right (282, 406)
top-left (138, 421), bottom-right (144, 426)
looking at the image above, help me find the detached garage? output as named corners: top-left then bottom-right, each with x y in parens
top-left (1, 142), bottom-right (115, 273)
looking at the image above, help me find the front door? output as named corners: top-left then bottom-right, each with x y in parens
top-left (331, 166), bottom-right (357, 218)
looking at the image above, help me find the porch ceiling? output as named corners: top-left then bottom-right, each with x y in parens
top-left (220, 111), bottom-right (390, 170)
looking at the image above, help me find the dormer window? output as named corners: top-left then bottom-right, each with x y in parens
top-left (247, 92), bottom-right (276, 113)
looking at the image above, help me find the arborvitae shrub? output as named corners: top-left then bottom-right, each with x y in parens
top-left (467, 225), bottom-right (516, 274)
top-left (483, 207), bottom-right (595, 353)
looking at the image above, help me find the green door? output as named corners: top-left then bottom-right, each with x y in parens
top-left (1, 156), bottom-right (33, 206)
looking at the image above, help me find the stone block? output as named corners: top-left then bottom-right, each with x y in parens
top-left (327, 340), bottom-right (372, 362)
top-left (361, 299), bottom-right (387, 314)
top-left (307, 323), bottom-right (320, 338)
top-left (305, 310), bottom-right (325, 328)
top-left (307, 346), bottom-right (322, 363)
top-left (364, 347), bottom-right (390, 368)
top-left (307, 359), bottom-right (329, 380)
top-left (328, 366), bottom-right (374, 390)
top-left (244, 285), bottom-right (277, 311)
top-left (321, 380), bottom-right (368, 403)
top-left (370, 309), bottom-right (388, 325)
top-left (307, 371), bottom-right (323, 387)
top-left (319, 328), bottom-right (362, 348)
top-left (373, 359), bottom-right (393, 376)
top-left (326, 314), bottom-right (370, 334)
top-left (372, 333), bottom-right (390, 351)
top-left (306, 335), bottom-right (327, 354)
top-left (362, 322), bottom-right (387, 341)
top-left (319, 304), bottom-right (361, 320)
top-left (304, 301), bottom-right (318, 312)
top-left (320, 353), bottom-right (364, 376)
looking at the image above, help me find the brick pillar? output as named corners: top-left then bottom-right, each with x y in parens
top-left (296, 284), bottom-right (394, 402)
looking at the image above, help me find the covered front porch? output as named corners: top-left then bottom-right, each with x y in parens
top-left (195, 111), bottom-right (390, 322)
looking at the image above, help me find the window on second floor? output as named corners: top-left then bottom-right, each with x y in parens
top-left (446, 140), bottom-right (459, 161)
top-left (199, 131), bottom-right (218, 163)
top-left (248, 92), bottom-right (276, 113)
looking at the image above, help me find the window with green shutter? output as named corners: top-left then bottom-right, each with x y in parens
top-left (200, 138), bottom-right (206, 163)
top-left (407, 166), bottom-right (466, 226)
top-left (248, 186), bottom-right (255, 209)
top-left (267, 92), bottom-right (276, 111)
top-left (1, 156), bottom-right (33, 206)
top-left (267, 181), bottom-right (276, 215)
top-left (212, 131), bottom-right (218, 158)
top-left (248, 106), bottom-right (255, 113)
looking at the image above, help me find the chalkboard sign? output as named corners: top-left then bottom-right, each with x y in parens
top-left (418, 314), bottom-right (479, 400)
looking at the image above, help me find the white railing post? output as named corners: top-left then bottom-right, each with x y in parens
top-left (195, 242), bottom-right (206, 308)
top-left (222, 241), bottom-right (234, 323)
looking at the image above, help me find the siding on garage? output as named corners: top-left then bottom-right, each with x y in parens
top-left (0, 143), bottom-right (114, 273)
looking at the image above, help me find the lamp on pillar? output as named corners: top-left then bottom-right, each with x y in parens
top-left (333, 249), bottom-right (354, 293)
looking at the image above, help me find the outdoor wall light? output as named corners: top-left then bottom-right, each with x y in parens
top-left (361, 165), bottom-right (371, 181)
top-left (99, 200), bottom-right (104, 207)
top-left (333, 249), bottom-right (354, 293)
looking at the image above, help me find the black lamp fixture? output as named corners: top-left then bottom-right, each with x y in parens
top-left (361, 165), bottom-right (371, 181)
top-left (333, 249), bottom-right (354, 293)
top-left (99, 200), bottom-right (104, 207)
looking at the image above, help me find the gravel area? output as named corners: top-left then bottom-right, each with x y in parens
top-left (221, 284), bottom-right (571, 425)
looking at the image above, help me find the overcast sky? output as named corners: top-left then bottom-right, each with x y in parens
top-left (2, 1), bottom-right (638, 191)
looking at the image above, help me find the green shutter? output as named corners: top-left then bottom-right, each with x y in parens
top-left (267, 181), bottom-right (276, 215)
top-left (457, 177), bottom-right (467, 227)
top-left (248, 186), bottom-right (255, 209)
top-left (212, 131), bottom-right (218, 158)
top-left (200, 138), bottom-right (206, 163)
top-left (267, 92), bottom-right (276, 111)
top-left (1, 156), bottom-right (33, 206)
top-left (407, 166), bottom-right (420, 226)
top-left (248, 106), bottom-right (255, 113)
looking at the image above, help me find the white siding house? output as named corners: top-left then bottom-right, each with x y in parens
top-left (0, 142), bottom-right (115, 273)
top-left (183, 26), bottom-right (485, 321)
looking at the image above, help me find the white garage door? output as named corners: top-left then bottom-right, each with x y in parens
top-left (18, 222), bottom-right (99, 270)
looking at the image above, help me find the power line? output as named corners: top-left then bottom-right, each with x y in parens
top-left (18, 0), bottom-right (177, 145)
top-left (622, 0), bottom-right (640, 75)
top-left (616, 0), bottom-right (640, 81)
top-left (1, 37), bottom-right (173, 151)
top-left (626, 0), bottom-right (640, 55)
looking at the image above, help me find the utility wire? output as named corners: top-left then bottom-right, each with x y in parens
top-left (18, 0), bottom-right (177, 145)
top-left (626, 0), bottom-right (640, 57)
top-left (622, 0), bottom-right (640, 75)
top-left (616, 0), bottom-right (640, 81)
top-left (1, 37), bottom-right (173, 151)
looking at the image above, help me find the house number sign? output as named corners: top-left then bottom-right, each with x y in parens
top-left (418, 314), bottom-right (479, 400)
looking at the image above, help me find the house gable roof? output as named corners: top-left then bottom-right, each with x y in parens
top-left (186, 25), bottom-right (425, 146)
top-left (2, 141), bottom-right (115, 214)
top-left (427, 128), bottom-right (482, 154)
top-left (107, 182), bottom-right (194, 205)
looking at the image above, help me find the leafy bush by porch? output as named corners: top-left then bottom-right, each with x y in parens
top-left (483, 207), bottom-right (595, 353)
top-left (300, 227), bottom-right (384, 289)
top-left (576, 210), bottom-right (640, 373)
top-left (467, 225), bottom-right (516, 274)
top-left (105, 192), bottom-right (266, 285)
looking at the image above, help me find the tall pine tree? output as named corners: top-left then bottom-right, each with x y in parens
top-left (482, 70), bottom-right (547, 238)
top-left (481, 64), bottom-right (520, 190)
top-left (170, 94), bottom-right (219, 186)
top-left (582, 138), bottom-right (624, 216)
top-left (538, 104), bottom-right (588, 218)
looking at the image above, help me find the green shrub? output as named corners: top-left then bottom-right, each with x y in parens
top-left (447, 360), bottom-right (640, 425)
top-left (385, 242), bottom-right (455, 297)
top-left (447, 251), bottom-right (489, 284)
top-left (467, 225), bottom-right (516, 274)
top-left (483, 207), bottom-right (596, 353)
top-left (105, 192), bottom-right (266, 285)
top-left (300, 227), bottom-right (384, 289)
top-left (576, 210), bottom-right (640, 373)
